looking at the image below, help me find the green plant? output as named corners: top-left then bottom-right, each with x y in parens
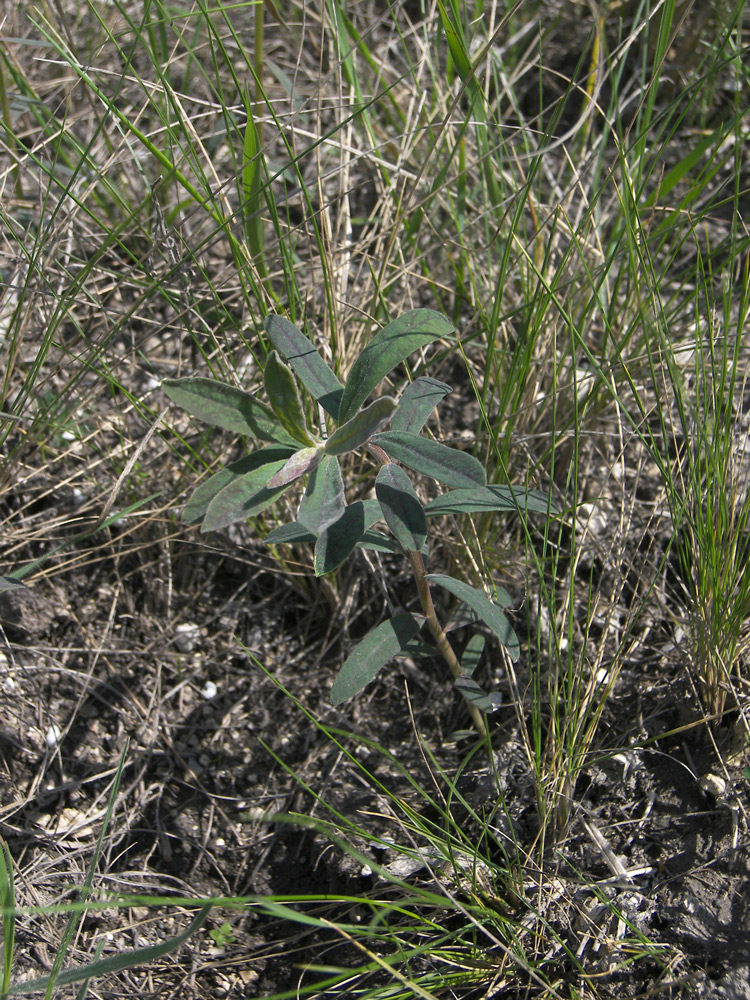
top-left (0, 837), bottom-right (14, 999)
top-left (208, 921), bottom-right (236, 948)
top-left (163, 308), bottom-right (555, 736)
top-left (162, 309), bottom-right (550, 734)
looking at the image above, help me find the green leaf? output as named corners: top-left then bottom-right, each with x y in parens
top-left (391, 376), bottom-right (452, 434)
top-left (324, 397), bottom-right (397, 455)
top-left (265, 521), bottom-right (316, 544)
top-left (162, 377), bottom-right (297, 445)
top-left (265, 316), bottom-right (344, 419)
top-left (643, 109), bottom-right (746, 210)
top-left (298, 454), bottom-right (345, 534)
top-left (338, 309), bottom-right (454, 423)
top-left (313, 500), bottom-right (382, 575)
top-left (425, 485), bottom-right (556, 516)
top-left (263, 350), bottom-right (315, 445)
top-left (266, 446), bottom-right (324, 488)
top-left (356, 529), bottom-right (403, 554)
top-left (331, 613), bottom-right (423, 704)
top-left (356, 529), bottom-right (428, 557)
top-left (203, 481), bottom-right (290, 532)
top-left (455, 675), bottom-right (494, 714)
top-left (6, 908), bottom-right (212, 995)
top-left (269, 500), bottom-right (381, 546)
top-left (445, 603), bottom-right (479, 631)
top-left (460, 634), bottom-right (485, 677)
top-left (397, 637), bottom-right (439, 659)
top-left (436, 0), bottom-right (472, 81)
top-left (242, 95), bottom-right (266, 276)
top-left (428, 574), bottom-right (519, 661)
top-left (375, 463), bottom-right (427, 553)
top-left (0, 836), bottom-right (15, 996)
top-left (203, 454), bottom-right (294, 532)
top-left (0, 576), bottom-right (26, 593)
top-left (183, 447), bottom-right (295, 525)
top-left (371, 431), bottom-right (486, 488)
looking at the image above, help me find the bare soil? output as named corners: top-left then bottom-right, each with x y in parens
top-left (1, 516), bottom-right (749, 999)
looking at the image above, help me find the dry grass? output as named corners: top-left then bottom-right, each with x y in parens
top-left (0, 0), bottom-right (749, 996)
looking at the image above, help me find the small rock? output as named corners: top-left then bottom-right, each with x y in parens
top-left (45, 724), bottom-right (63, 749)
top-left (201, 680), bottom-right (218, 700)
top-left (174, 622), bottom-right (200, 652)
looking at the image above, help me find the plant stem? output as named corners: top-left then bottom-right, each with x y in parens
top-left (367, 442), bottom-right (489, 739)
top-left (406, 549), bottom-right (489, 739)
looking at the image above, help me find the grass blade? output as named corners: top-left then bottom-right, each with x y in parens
top-left (0, 838), bottom-right (14, 998)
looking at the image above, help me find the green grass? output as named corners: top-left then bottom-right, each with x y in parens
top-left (0, 0), bottom-right (748, 995)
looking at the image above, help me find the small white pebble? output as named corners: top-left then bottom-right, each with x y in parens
top-left (700, 773), bottom-right (726, 799)
top-left (174, 622), bottom-right (200, 652)
top-left (201, 680), bottom-right (218, 700)
top-left (45, 725), bottom-right (63, 749)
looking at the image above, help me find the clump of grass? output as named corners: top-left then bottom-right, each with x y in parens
top-left (665, 256), bottom-right (750, 722)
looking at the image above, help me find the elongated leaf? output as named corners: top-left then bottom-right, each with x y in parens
top-left (460, 634), bottom-right (485, 677)
top-left (428, 574), bottom-right (519, 660)
top-left (455, 675), bottom-right (494, 714)
top-left (263, 350), bottom-right (315, 445)
top-left (0, 577), bottom-right (26, 593)
top-left (398, 637), bottom-right (438, 658)
top-left (356, 529), bottom-right (428, 557)
top-left (0, 836), bottom-right (15, 996)
top-left (6, 908), bottom-right (211, 995)
top-left (445, 603), bottom-right (479, 631)
top-left (425, 485), bottom-right (556, 516)
top-left (265, 521), bottom-right (316, 544)
top-left (375, 463), bottom-right (427, 553)
top-left (391, 377), bottom-right (452, 434)
top-left (356, 529), bottom-right (404, 554)
top-left (265, 316), bottom-right (344, 418)
top-left (162, 377), bottom-right (297, 445)
top-left (183, 447), bottom-right (295, 524)
top-left (204, 481), bottom-right (290, 532)
top-left (266, 446), bottom-right (324, 488)
top-left (242, 95), bottom-right (266, 276)
top-left (203, 455), bottom-right (294, 532)
top-left (313, 500), bottom-right (381, 575)
top-left (371, 431), bottom-right (486, 488)
top-left (436, 0), bottom-right (472, 81)
top-left (643, 109), bottom-right (746, 209)
top-left (268, 499), bottom-right (382, 545)
top-left (298, 454), bottom-right (345, 534)
top-left (338, 309), bottom-right (454, 423)
top-left (331, 612), bottom-right (423, 704)
top-left (324, 397), bottom-right (397, 455)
